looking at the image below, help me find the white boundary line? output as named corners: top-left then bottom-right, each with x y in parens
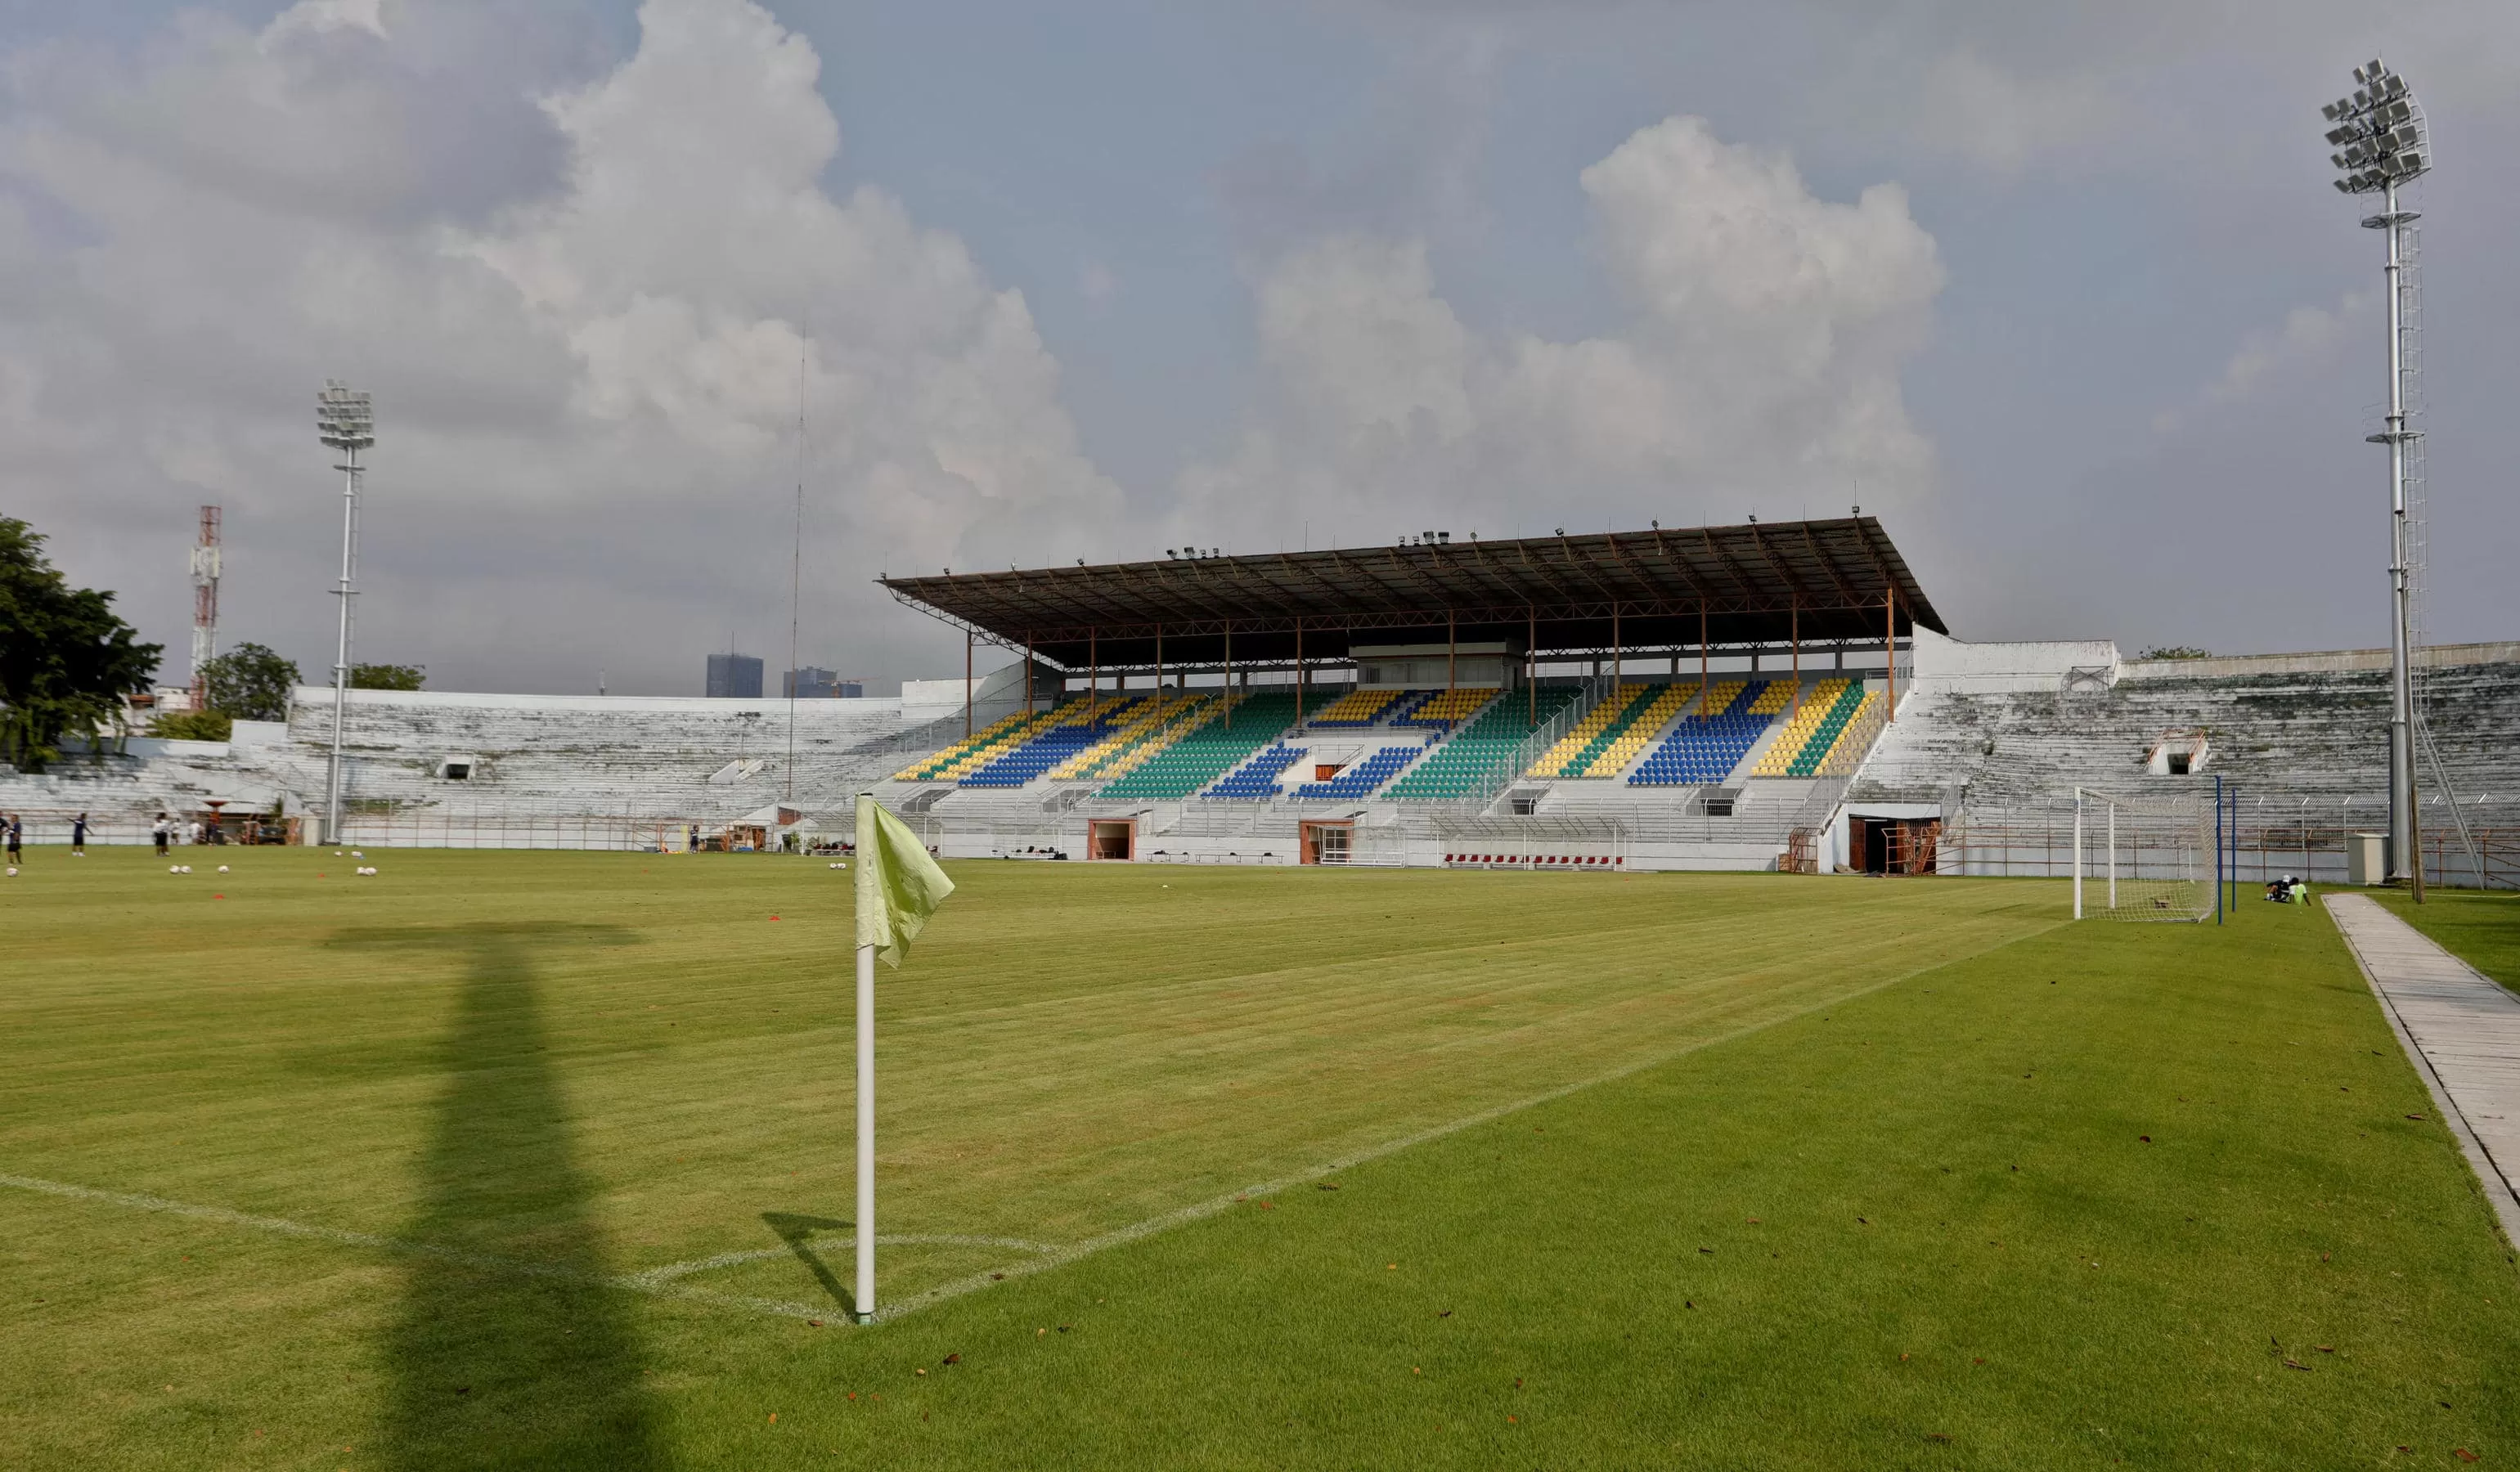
top-left (0, 1172), bottom-right (829, 1320)
top-left (4, 917), bottom-right (2061, 1327)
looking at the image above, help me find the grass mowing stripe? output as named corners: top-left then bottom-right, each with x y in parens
top-left (878, 913), bottom-right (2073, 1322)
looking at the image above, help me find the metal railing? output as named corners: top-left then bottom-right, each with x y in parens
top-left (1395, 675), bottom-right (1607, 815)
top-left (1937, 810), bottom-right (2520, 891)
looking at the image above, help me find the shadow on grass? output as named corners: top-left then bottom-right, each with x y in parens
top-left (330, 922), bottom-right (660, 1470)
top-left (760, 1212), bottom-right (853, 1313)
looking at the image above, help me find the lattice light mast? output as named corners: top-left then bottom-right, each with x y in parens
top-left (2321, 59), bottom-right (2429, 895)
top-left (317, 381), bottom-right (375, 842)
top-left (189, 505), bottom-right (222, 707)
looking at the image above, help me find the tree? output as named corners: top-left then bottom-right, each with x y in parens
top-left (149, 709), bottom-right (233, 741)
top-left (2138, 645), bottom-right (2213, 661)
top-left (0, 518), bottom-right (160, 772)
top-left (351, 662), bottom-right (425, 691)
top-left (200, 642), bottom-right (300, 721)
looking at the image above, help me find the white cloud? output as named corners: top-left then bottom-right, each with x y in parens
top-left (1177, 116), bottom-right (1944, 546)
top-left (0, 0), bottom-right (1118, 690)
top-left (2152, 288), bottom-right (2379, 433)
top-left (2205, 289), bottom-right (2377, 404)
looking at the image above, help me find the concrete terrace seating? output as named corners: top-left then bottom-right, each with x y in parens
top-left (1386, 687), bottom-right (1580, 801)
top-left (1291, 746), bottom-right (1419, 800)
top-left (1098, 692), bottom-right (1301, 801)
top-left (1853, 655), bottom-right (2520, 827)
top-left (28, 687), bottom-right (928, 841)
top-left (1207, 742), bottom-right (1306, 799)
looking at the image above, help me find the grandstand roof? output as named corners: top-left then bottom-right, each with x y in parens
top-left (880, 516), bottom-right (1946, 671)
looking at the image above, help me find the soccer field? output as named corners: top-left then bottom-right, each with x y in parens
top-left (3, 850), bottom-right (2515, 1468)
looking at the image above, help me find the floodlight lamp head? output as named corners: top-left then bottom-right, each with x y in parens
top-left (316, 379), bottom-right (374, 451)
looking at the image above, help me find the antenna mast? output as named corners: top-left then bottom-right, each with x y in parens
top-left (785, 324), bottom-right (806, 806)
top-left (189, 505), bottom-right (222, 707)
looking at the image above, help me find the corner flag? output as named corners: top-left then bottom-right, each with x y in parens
top-left (849, 793), bottom-right (955, 1324)
top-left (855, 794), bottom-right (955, 967)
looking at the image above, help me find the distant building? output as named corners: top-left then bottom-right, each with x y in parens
top-left (784, 666), bottom-right (864, 698)
top-left (707, 653), bottom-right (764, 699)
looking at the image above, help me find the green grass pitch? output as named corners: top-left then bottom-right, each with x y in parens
top-left (3, 848), bottom-right (2516, 1468)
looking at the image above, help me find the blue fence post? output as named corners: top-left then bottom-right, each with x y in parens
top-left (2215, 774), bottom-right (2225, 926)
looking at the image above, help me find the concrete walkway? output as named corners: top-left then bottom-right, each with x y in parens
top-left (2329, 892), bottom-right (2520, 1249)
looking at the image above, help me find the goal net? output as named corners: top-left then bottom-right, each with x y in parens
top-left (2073, 788), bottom-right (2212, 922)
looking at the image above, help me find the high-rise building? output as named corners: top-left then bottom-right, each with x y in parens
top-left (707, 652), bottom-right (764, 698)
top-left (783, 666), bottom-right (864, 698)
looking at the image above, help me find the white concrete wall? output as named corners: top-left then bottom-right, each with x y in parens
top-left (1908, 628), bottom-right (2122, 693)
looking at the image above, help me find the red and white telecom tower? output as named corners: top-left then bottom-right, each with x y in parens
top-left (190, 505), bottom-right (222, 707)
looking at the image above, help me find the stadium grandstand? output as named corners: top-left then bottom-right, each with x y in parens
top-left (11, 516), bottom-right (2514, 886)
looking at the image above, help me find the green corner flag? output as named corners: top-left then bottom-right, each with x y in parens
top-left (851, 792), bottom-right (956, 1323)
top-left (855, 793), bottom-right (955, 967)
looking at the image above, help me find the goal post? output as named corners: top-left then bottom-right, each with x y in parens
top-left (2073, 788), bottom-right (2213, 922)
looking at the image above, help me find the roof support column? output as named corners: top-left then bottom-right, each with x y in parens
top-left (1155, 623), bottom-right (1164, 714)
top-left (1023, 631), bottom-right (1034, 716)
top-left (1611, 607), bottom-right (1620, 689)
top-left (1294, 620), bottom-right (1305, 734)
top-left (1448, 609), bottom-right (1457, 695)
top-left (964, 629), bottom-right (973, 740)
top-left (1224, 624), bottom-right (1233, 731)
top-left (1885, 586), bottom-right (1898, 723)
top-left (1089, 626), bottom-right (1098, 720)
top-left (1790, 599), bottom-right (1800, 716)
top-left (1527, 606), bottom-right (1535, 724)
top-left (1699, 604), bottom-right (1709, 709)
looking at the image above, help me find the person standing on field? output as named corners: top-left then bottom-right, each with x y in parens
top-left (153, 812), bottom-right (171, 857)
top-left (6, 815), bottom-right (21, 866)
top-left (71, 812), bottom-right (88, 855)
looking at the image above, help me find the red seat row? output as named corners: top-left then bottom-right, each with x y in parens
top-left (1444, 854), bottom-right (1623, 867)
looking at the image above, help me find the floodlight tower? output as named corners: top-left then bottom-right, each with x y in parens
top-left (317, 381), bottom-right (375, 843)
top-left (2321, 59), bottom-right (2430, 896)
top-left (189, 505), bottom-right (222, 708)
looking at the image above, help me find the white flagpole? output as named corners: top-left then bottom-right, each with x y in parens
top-left (853, 792), bottom-right (877, 1324)
top-left (2107, 798), bottom-right (2118, 911)
top-left (855, 936), bottom-right (875, 1323)
top-left (2073, 788), bottom-right (2084, 920)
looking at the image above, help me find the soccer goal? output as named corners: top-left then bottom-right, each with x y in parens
top-left (2073, 788), bottom-right (2213, 922)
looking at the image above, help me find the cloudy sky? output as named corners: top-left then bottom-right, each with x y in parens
top-left (9, 0), bottom-right (2516, 695)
